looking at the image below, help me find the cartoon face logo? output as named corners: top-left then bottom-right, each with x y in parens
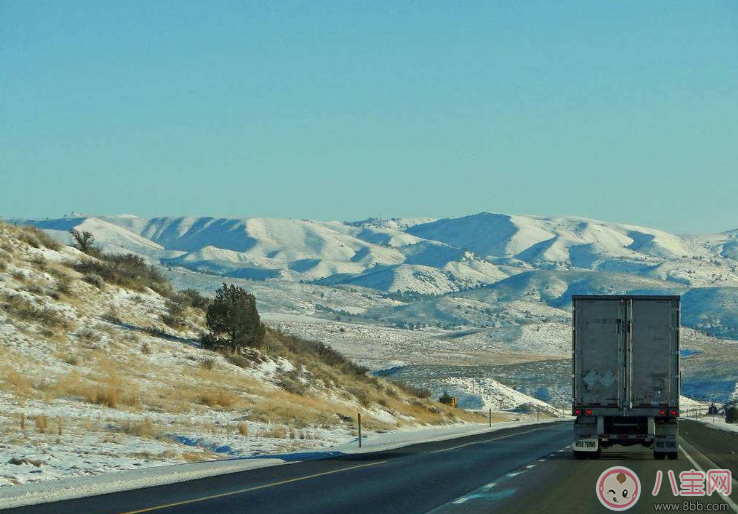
top-left (596, 466), bottom-right (641, 511)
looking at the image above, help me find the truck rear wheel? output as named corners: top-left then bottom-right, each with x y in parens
top-left (667, 452), bottom-right (679, 460)
top-left (654, 452), bottom-right (666, 460)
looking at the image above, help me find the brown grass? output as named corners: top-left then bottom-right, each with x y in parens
top-left (236, 421), bottom-right (249, 436)
top-left (250, 391), bottom-right (357, 429)
top-left (35, 414), bottom-right (49, 433)
top-left (3, 294), bottom-right (73, 330)
top-left (3, 368), bottom-right (34, 402)
top-left (199, 389), bottom-right (239, 409)
top-left (182, 451), bottom-right (210, 462)
top-left (16, 226), bottom-right (62, 251)
top-left (120, 418), bottom-right (158, 438)
top-left (54, 369), bottom-right (140, 409)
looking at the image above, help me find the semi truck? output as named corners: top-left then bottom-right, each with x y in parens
top-left (572, 295), bottom-right (680, 460)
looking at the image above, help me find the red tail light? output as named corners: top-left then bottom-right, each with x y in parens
top-left (574, 409), bottom-right (581, 415)
top-left (659, 409), bottom-right (666, 416)
top-left (585, 409), bottom-right (593, 415)
top-left (670, 409), bottom-right (678, 416)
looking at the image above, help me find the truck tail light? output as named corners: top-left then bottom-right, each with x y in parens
top-left (670, 409), bottom-right (678, 417)
top-left (659, 409), bottom-right (666, 416)
top-left (585, 409), bottom-right (593, 415)
top-left (574, 409), bottom-right (581, 415)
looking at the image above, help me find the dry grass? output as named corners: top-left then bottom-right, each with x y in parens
top-left (250, 390), bottom-right (358, 429)
top-left (199, 389), bottom-right (240, 409)
top-left (3, 294), bottom-right (73, 330)
top-left (30, 255), bottom-right (47, 271)
top-left (35, 414), bottom-right (49, 433)
top-left (236, 421), bottom-right (249, 436)
top-left (14, 226), bottom-right (62, 251)
top-left (102, 307), bottom-right (123, 324)
top-left (53, 369), bottom-right (140, 409)
top-left (182, 451), bottom-right (211, 462)
top-left (3, 368), bottom-right (34, 402)
top-left (120, 418), bottom-right (158, 438)
top-left (265, 426), bottom-right (287, 438)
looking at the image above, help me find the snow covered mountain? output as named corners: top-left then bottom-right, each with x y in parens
top-left (7, 212), bottom-right (738, 339)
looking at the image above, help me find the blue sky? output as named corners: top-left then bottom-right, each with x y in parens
top-left (1, 1), bottom-right (736, 233)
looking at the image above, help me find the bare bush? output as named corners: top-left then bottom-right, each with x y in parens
top-left (19, 227), bottom-right (61, 251)
top-left (30, 255), bottom-right (47, 271)
top-left (102, 307), bottom-right (123, 324)
top-left (70, 229), bottom-right (98, 255)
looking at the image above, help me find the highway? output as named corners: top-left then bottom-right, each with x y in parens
top-left (9, 420), bottom-right (738, 514)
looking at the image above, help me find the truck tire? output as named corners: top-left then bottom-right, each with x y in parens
top-left (667, 452), bottom-right (679, 460)
top-left (654, 452), bottom-right (666, 460)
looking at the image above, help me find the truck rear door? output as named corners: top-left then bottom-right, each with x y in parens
top-left (573, 298), bottom-right (626, 408)
top-left (629, 298), bottom-right (680, 408)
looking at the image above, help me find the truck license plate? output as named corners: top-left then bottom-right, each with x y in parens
top-left (574, 438), bottom-right (599, 452)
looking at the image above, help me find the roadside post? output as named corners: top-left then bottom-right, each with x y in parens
top-left (489, 408), bottom-right (492, 427)
top-left (358, 412), bottom-right (362, 448)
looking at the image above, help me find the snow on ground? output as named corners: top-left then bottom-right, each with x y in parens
top-left (689, 416), bottom-right (738, 434)
top-left (442, 377), bottom-right (562, 415)
top-left (268, 317), bottom-right (571, 372)
top-left (0, 417), bottom-right (563, 510)
top-left (0, 392), bottom-right (349, 488)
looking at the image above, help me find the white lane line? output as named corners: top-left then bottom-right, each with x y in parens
top-left (427, 441), bottom-right (570, 512)
top-left (526, 464), bottom-right (536, 469)
top-left (429, 427), bottom-right (547, 454)
top-left (680, 445), bottom-right (738, 514)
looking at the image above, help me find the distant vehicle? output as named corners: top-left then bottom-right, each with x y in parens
top-left (571, 295), bottom-right (680, 460)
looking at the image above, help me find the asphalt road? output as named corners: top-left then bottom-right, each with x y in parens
top-left (8, 419), bottom-right (738, 514)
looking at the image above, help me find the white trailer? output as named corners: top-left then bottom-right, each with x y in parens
top-left (571, 295), bottom-right (680, 460)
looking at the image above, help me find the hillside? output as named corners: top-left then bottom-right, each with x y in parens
top-left (6, 211), bottom-right (738, 407)
top-left (0, 222), bottom-right (554, 488)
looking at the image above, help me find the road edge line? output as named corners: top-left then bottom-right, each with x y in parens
top-left (680, 440), bottom-right (738, 514)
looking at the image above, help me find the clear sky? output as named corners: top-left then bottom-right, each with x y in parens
top-left (1, 1), bottom-right (736, 233)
